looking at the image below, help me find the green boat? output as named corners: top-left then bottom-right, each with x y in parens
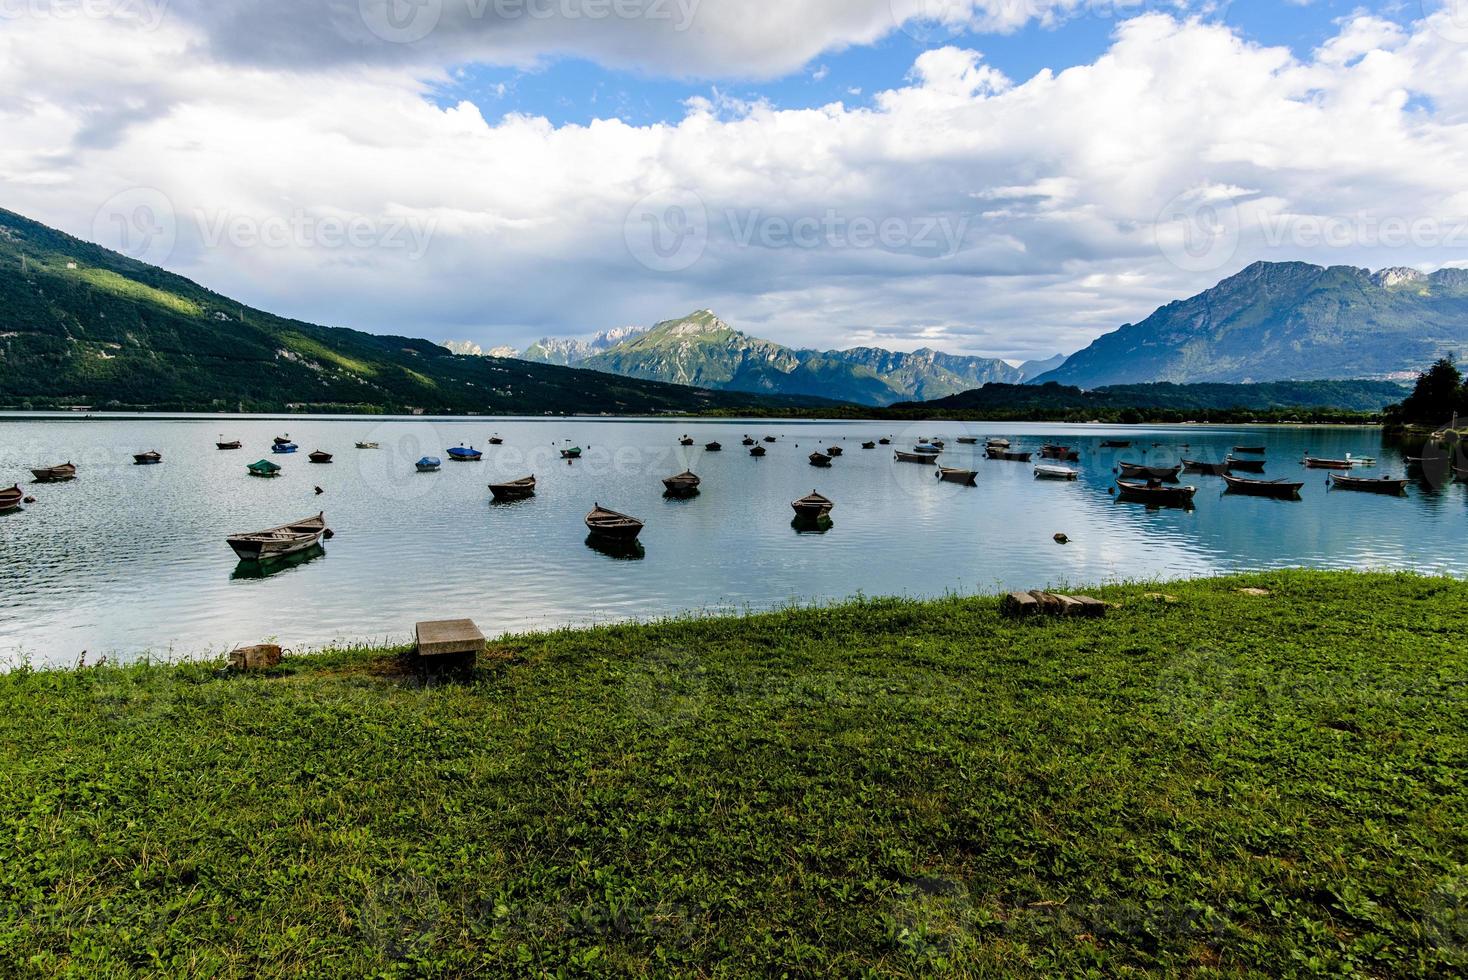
top-left (560, 446), bottom-right (582, 460)
top-left (247, 459), bottom-right (282, 478)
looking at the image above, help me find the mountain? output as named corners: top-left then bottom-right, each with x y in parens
top-left (575, 310), bottom-right (1023, 406)
top-left (440, 340), bottom-right (517, 358)
top-left (0, 209), bottom-right (832, 415)
top-left (1018, 353), bottom-right (1068, 381)
top-left (520, 326), bottom-right (647, 366)
top-left (1038, 261), bottom-right (1468, 389)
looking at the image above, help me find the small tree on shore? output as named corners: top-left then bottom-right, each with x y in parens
top-left (1387, 358), bottom-right (1466, 425)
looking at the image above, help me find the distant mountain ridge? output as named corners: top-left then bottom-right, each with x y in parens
top-left (528, 310), bottom-right (1024, 406)
top-left (0, 208), bottom-right (833, 415)
top-left (1039, 261), bottom-right (1468, 389)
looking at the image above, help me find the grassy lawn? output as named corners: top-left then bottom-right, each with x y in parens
top-left (0, 570), bottom-right (1465, 977)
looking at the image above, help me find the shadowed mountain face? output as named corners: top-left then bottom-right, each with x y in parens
top-left (1038, 261), bottom-right (1468, 389)
top-left (575, 310), bottom-right (1023, 406)
top-left (0, 209), bottom-right (830, 414)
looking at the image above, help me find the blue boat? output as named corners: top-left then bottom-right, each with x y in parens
top-left (271, 442), bottom-right (299, 454)
top-left (913, 443), bottom-right (943, 455)
top-left (447, 445), bottom-right (482, 462)
top-left (416, 456), bottom-right (442, 472)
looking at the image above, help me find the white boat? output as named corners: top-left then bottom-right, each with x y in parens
top-left (1034, 465), bottom-right (1079, 481)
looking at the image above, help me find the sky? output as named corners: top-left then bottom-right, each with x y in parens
top-left (3, 1), bottom-right (1468, 362)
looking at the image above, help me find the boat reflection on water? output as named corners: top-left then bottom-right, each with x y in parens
top-left (791, 515), bottom-right (834, 535)
top-left (584, 535), bottom-right (645, 561)
top-left (231, 544), bottom-right (327, 580)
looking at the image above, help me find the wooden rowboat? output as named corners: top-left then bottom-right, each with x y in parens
top-left (749, 445), bottom-right (767, 457)
top-left (878, 438), bottom-right (891, 446)
top-left (133, 451), bottom-right (162, 465)
top-left (31, 463), bottom-right (76, 482)
top-left (764, 436), bottom-right (778, 443)
top-left (742, 437), bottom-right (756, 446)
top-left (936, 467), bottom-right (977, 486)
top-left (1040, 444), bottom-right (1078, 461)
top-left (1119, 462), bottom-right (1180, 481)
top-left (705, 442), bottom-right (722, 452)
top-left (986, 438), bottom-right (1010, 448)
top-left (826, 446), bottom-right (843, 457)
top-left (216, 439), bottom-right (243, 451)
top-left (1034, 465), bottom-right (1079, 481)
top-left (227, 512), bottom-right (328, 562)
top-left (662, 470), bottom-right (702, 496)
top-left (987, 448), bottom-right (1033, 462)
top-left (1116, 478), bottom-right (1197, 508)
top-left (791, 491), bottom-right (834, 519)
top-left (586, 504), bottom-right (644, 540)
top-left (488, 436), bottom-right (504, 445)
top-left (894, 450), bottom-right (937, 464)
top-left (679, 437), bottom-right (695, 446)
top-left (1224, 456), bottom-right (1266, 473)
top-left (1182, 458), bottom-right (1230, 476)
top-left (861, 441), bottom-right (876, 449)
top-left (809, 452), bottom-right (832, 467)
top-left (1303, 456), bottom-right (1352, 469)
top-left (956, 437), bottom-right (978, 445)
top-left (1222, 473), bottom-right (1302, 499)
top-left (489, 475), bottom-right (536, 501)
top-left (308, 450), bottom-right (333, 464)
top-left (1329, 473), bottom-right (1408, 495)
top-left (0, 485), bottom-right (23, 512)
top-left (272, 435), bottom-right (292, 446)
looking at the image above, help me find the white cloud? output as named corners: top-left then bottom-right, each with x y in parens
top-left (3, 10), bottom-right (1468, 361)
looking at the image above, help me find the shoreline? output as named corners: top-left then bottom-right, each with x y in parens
top-left (2, 569), bottom-right (1464, 974)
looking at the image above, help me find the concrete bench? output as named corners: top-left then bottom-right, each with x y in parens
top-left (415, 619), bottom-right (486, 658)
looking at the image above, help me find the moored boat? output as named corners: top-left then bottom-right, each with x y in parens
top-left (791, 491), bottom-right (834, 519)
top-left (416, 456), bottom-right (442, 472)
top-left (878, 438), bottom-right (891, 446)
top-left (764, 436), bottom-right (777, 443)
top-left (355, 441), bottom-right (380, 449)
top-left (1455, 465), bottom-right (1468, 482)
top-left (749, 445), bottom-right (767, 457)
top-left (586, 504), bottom-right (644, 540)
top-left (0, 484), bottom-right (23, 512)
top-left (861, 441), bottom-right (876, 449)
top-left (216, 438), bottom-right (243, 450)
top-left (826, 446), bottom-right (843, 457)
top-left (227, 512), bottom-right (328, 562)
top-left (956, 437), bottom-right (978, 445)
top-left (705, 441), bottom-right (722, 452)
top-left (489, 475), bottom-right (536, 501)
top-left (247, 459), bottom-right (282, 478)
top-left (1329, 473), bottom-right (1408, 495)
top-left (1034, 465), bottom-right (1079, 481)
top-left (308, 450), bottom-right (333, 464)
top-left (1040, 444), bottom-right (1078, 461)
top-left (809, 452), bottom-right (832, 467)
top-left (742, 437), bottom-right (756, 446)
top-left (270, 443), bottom-right (298, 455)
top-left (1224, 456), bottom-right (1266, 473)
top-left (488, 436), bottom-right (504, 445)
top-left (272, 435), bottom-right (292, 446)
top-left (1222, 473), bottom-right (1302, 499)
top-left (987, 448), bottom-right (1033, 462)
top-left (447, 445), bottom-right (482, 462)
top-left (560, 446), bottom-right (582, 460)
top-left (133, 450), bottom-right (162, 465)
top-left (1303, 456), bottom-right (1352, 469)
top-left (1233, 446), bottom-right (1266, 455)
top-left (936, 467), bottom-right (977, 486)
top-left (30, 462), bottom-right (76, 482)
top-left (662, 470), bottom-right (702, 496)
top-left (1115, 478), bottom-right (1197, 507)
top-left (1119, 461), bottom-right (1180, 481)
top-left (894, 450), bottom-right (938, 464)
top-left (913, 443), bottom-right (943, 455)
top-left (679, 436), bottom-right (695, 446)
top-left (1100, 440), bottom-right (1131, 449)
top-left (1182, 458), bottom-right (1230, 476)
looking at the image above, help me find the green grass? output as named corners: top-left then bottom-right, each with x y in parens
top-left (1, 570), bottom-right (1465, 977)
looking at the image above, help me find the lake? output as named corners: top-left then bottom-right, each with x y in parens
top-left (1, 416), bottom-right (1463, 666)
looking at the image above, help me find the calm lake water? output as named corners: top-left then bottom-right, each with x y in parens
top-left (1, 416), bottom-right (1463, 665)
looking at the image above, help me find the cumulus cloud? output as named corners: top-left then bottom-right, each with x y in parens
top-left (3, 9), bottom-right (1468, 360)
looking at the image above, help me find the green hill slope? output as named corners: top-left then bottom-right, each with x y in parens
top-left (0, 209), bottom-right (829, 415)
